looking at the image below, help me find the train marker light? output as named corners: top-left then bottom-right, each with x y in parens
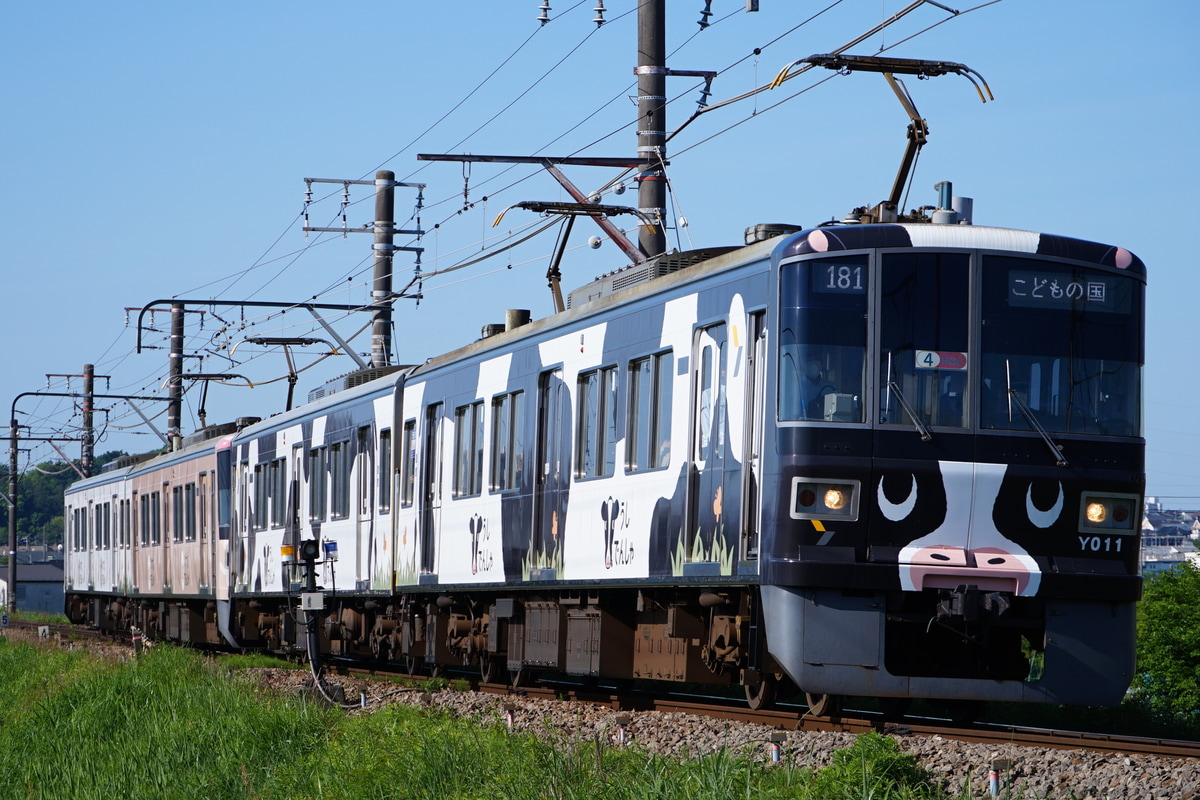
top-left (1078, 492), bottom-right (1139, 533)
top-left (323, 540), bottom-right (339, 562)
top-left (280, 544), bottom-right (296, 564)
top-left (790, 478), bottom-right (860, 521)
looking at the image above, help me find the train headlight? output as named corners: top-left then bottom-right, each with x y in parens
top-left (824, 489), bottom-right (846, 511)
top-left (1078, 493), bottom-right (1140, 534)
top-left (790, 477), bottom-right (860, 521)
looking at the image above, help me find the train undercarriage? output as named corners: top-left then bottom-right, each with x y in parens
top-left (66, 581), bottom-right (1054, 717)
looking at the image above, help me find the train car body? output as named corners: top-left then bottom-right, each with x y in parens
top-left (64, 214), bottom-right (1145, 710)
top-left (65, 429), bottom-right (234, 641)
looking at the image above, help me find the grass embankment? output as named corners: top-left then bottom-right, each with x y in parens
top-left (0, 638), bottom-right (957, 800)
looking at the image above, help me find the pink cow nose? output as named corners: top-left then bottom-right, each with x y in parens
top-left (902, 545), bottom-right (1035, 595)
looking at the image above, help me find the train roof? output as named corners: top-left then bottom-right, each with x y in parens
top-left (779, 223), bottom-right (1146, 277)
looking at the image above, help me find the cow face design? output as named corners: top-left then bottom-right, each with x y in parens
top-left (879, 461), bottom-right (1051, 597)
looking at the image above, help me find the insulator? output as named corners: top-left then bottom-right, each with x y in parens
top-left (593, 0), bottom-right (605, 26)
top-left (537, 1), bottom-right (550, 25)
top-left (697, 1), bottom-right (713, 28)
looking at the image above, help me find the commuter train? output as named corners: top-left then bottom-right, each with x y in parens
top-left (64, 199), bottom-right (1145, 713)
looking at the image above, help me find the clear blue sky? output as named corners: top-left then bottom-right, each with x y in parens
top-left (3, 1), bottom-right (1197, 501)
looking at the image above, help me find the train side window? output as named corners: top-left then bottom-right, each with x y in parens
top-left (878, 252), bottom-right (970, 429)
top-left (309, 447), bottom-right (328, 521)
top-left (331, 441), bottom-right (351, 519)
top-left (628, 351), bottom-right (673, 471)
top-left (379, 428), bottom-right (392, 512)
top-left (490, 391), bottom-right (524, 492)
top-left (576, 366), bottom-right (618, 479)
top-left (137, 493), bottom-right (147, 547)
top-left (151, 490), bottom-right (162, 546)
top-left (250, 464), bottom-right (263, 531)
top-left (172, 485), bottom-right (184, 543)
top-left (121, 499), bottom-right (131, 549)
top-left (453, 401), bottom-right (485, 497)
top-left (269, 458), bottom-right (286, 528)
top-left (197, 475), bottom-right (208, 543)
top-left (184, 483), bottom-right (197, 542)
top-left (401, 420), bottom-right (416, 507)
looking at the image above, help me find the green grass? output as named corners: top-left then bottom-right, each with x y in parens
top-left (9, 609), bottom-right (69, 624)
top-left (0, 639), bottom-right (976, 800)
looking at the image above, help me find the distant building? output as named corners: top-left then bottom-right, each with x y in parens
top-left (0, 559), bottom-right (64, 616)
top-left (1141, 504), bottom-right (1200, 575)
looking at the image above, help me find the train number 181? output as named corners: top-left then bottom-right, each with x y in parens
top-left (824, 264), bottom-right (865, 292)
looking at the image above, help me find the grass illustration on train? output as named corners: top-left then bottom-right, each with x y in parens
top-left (63, 7), bottom-right (1144, 718)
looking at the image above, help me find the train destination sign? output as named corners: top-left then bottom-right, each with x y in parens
top-left (1007, 270), bottom-right (1128, 313)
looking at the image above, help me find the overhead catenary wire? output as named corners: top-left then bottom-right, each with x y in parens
top-left (24, 4), bottom-right (1007, 468)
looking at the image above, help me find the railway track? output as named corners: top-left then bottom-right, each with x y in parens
top-left (340, 666), bottom-right (1200, 762)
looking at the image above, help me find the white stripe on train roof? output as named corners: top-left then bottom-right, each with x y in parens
top-left (901, 224), bottom-right (1040, 252)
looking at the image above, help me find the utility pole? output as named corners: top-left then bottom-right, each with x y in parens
top-left (636, 0), bottom-right (667, 259)
top-left (7, 418), bottom-right (16, 614)
top-left (168, 304), bottom-right (184, 451)
top-left (372, 170), bottom-right (395, 368)
top-left (81, 364), bottom-right (94, 477)
top-left (302, 175), bottom-right (426, 370)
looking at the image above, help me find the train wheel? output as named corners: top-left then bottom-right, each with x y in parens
top-left (804, 692), bottom-right (842, 717)
top-left (509, 667), bottom-right (527, 689)
top-left (480, 656), bottom-right (500, 684)
top-left (745, 675), bottom-right (778, 710)
top-left (403, 655), bottom-right (421, 675)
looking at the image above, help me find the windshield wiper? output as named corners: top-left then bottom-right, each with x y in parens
top-left (1005, 362), bottom-right (1068, 467)
top-left (887, 381), bottom-right (932, 441)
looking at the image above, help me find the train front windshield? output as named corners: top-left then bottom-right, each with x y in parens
top-left (777, 250), bottom-right (1144, 436)
top-left (981, 255), bottom-right (1143, 437)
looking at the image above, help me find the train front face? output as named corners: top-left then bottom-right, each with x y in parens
top-left (758, 225), bottom-right (1145, 706)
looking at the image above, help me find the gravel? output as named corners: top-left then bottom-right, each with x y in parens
top-left (251, 667), bottom-right (1200, 800)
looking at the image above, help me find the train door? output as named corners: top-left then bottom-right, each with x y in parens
top-left (532, 368), bottom-right (568, 577)
top-left (85, 501), bottom-right (94, 589)
top-left (420, 403), bottom-right (444, 575)
top-left (356, 425), bottom-right (372, 583)
top-left (741, 312), bottom-right (767, 562)
top-left (198, 473), bottom-right (210, 590)
top-left (687, 323), bottom-right (743, 570)
top-left (130, 490), bottom-right (139, 591)
top-left (288, 445), bottom-right (303, 589)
